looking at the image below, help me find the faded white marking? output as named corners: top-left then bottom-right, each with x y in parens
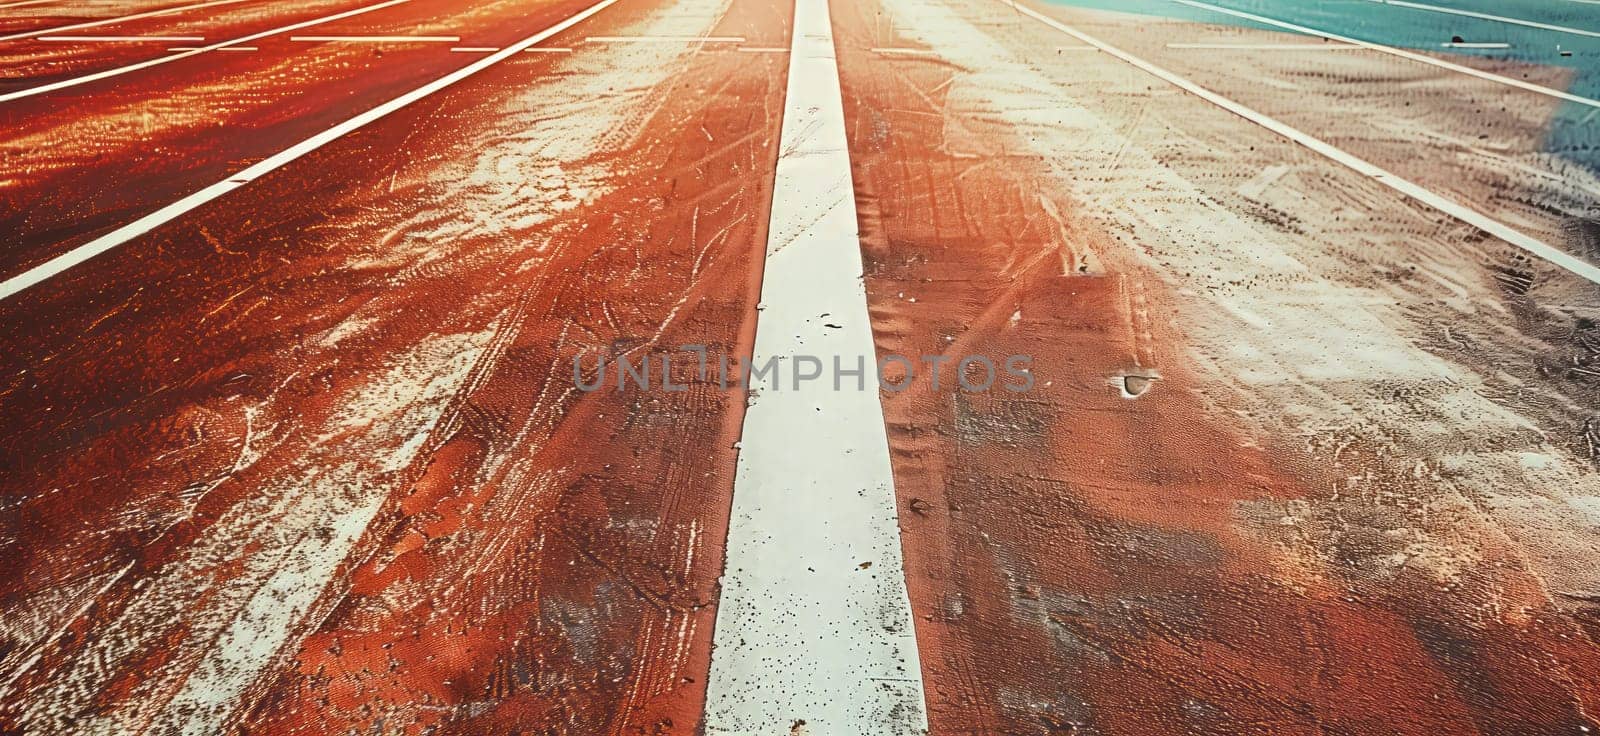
top-left (13, 330), bottom-right (494, 734)
top-left (1369, 0), bottom-right (1600, 39)
top-left (0, 0), bottom-right (413, 103)
top-left (40, 35), bottom-right (205, 41)
top-left (1173, 0), bottom-right (1600, 111)
top-left (1166, 41), bottom-right (1362, 50)
top-left (871, 45), bottom-right (939, 56)
top-left (584, 34), bottom-right (744, 42)
top-left (0, 0), bottom-right (250, 41)
top-left (290, 34), bottom-right (461, 42)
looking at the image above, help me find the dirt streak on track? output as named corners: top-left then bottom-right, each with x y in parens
top-left (833, 0), bottom-right (1600, 732)
top-left (0, 0), bottom-right (601, 277)
top-left (0, 0), bottom-right (786, 730)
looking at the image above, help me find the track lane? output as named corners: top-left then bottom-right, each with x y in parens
top-left (0, 0), bottom-right (791, 730)
top-left (835, 0), bottom-right (1600, 732)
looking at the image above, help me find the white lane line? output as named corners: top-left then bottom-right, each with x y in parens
top-left (1441, 41), bottom-right (1510, 49)
top-left (0, 0), bottom-right (57, 9)
top-left (583, 34), bottom-right (744, 42)
top-left (0, 0), bottom-right (410, 103)
top-left (702, 0), bottom-right (930, 733)
top-left (1171, 0), bottom-right (1600, 111)
top-left (871, 45), bottom-right (939, 56)
top-left (0, 0), bottom-right (251, 42)
top-left (40, 35), bottom-right (205, 41)
top-left (1367, 0), bottom-right (1600, 39)
top-left (1166, 41), bottom-right (1363, 50)
top-left (0, 0), bottom-right (618, 301)
top-left (290, 34), bottom-right (461, 42)
top-left (169, 44), bottom-right (254, 50)
top-left (1009, 0), bottom-right (1600, 286)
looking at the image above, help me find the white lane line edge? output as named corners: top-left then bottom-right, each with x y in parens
top-left (1368, 0), bottom-right (1600, 40)
top-left (701, 0), bottom-right (931, 733)
top-left (0, 0), bottom-right (618, 301)
top-left (1009, 0), bottom-right (1600, 286)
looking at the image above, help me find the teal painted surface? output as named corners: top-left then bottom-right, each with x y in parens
top-left (1043, 0), bottom-right (1600, 171)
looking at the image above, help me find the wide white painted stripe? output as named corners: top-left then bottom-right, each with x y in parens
top-left (0, 0), bottom-right (251, 41)
top-left (701, 0), bottom-right (929, 733)
top-left (0, 0), bottom-right (411, 103)
top-left (0, 0), bottom-right (617, 301)
top-left (0, 0), bottom-right (59, 9)
top-left (1010, 0), bottom-right (1600, 286)
top-left (1369, 0), bottom-right (1600, 39)
top-left (1172, 0), bottom-right (1600, 111)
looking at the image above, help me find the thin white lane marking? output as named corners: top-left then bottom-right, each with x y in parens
top-left (169, 44), bottom-right (254, 51)
top-left (449, 45), bottom-right (498, 51)
top-left (1368, 0), bottom-right (1600, 39)
top-left (40, 35), bottom-right (205, 41)
top-left (871, 45), bottom-right (939, 56)
top-left (702, 0), bottom-right (930, 733)
top-left (0, 0), bottom-right (56, 9)
top-left (1166, 41), bottom-right (1363, 50)
top-left (290, 34), bottom-right (461, 42)
top-left (0, 0), bottom-right (411, 103)
top-left (0, 0), bottom-right (250, 42)
top-left (1172, 0), bottom-right (1600, 111)
top-left (0, 0), bottom-right (619, 301)
top-left (1010, 0), bottom-right (1600, 286)
top-left (583, 34), bottom-right (744, 42)
top-left (1440, 41), bottom-right (1510, 49)
top-left (735, 45), bottom-right (786, 52)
